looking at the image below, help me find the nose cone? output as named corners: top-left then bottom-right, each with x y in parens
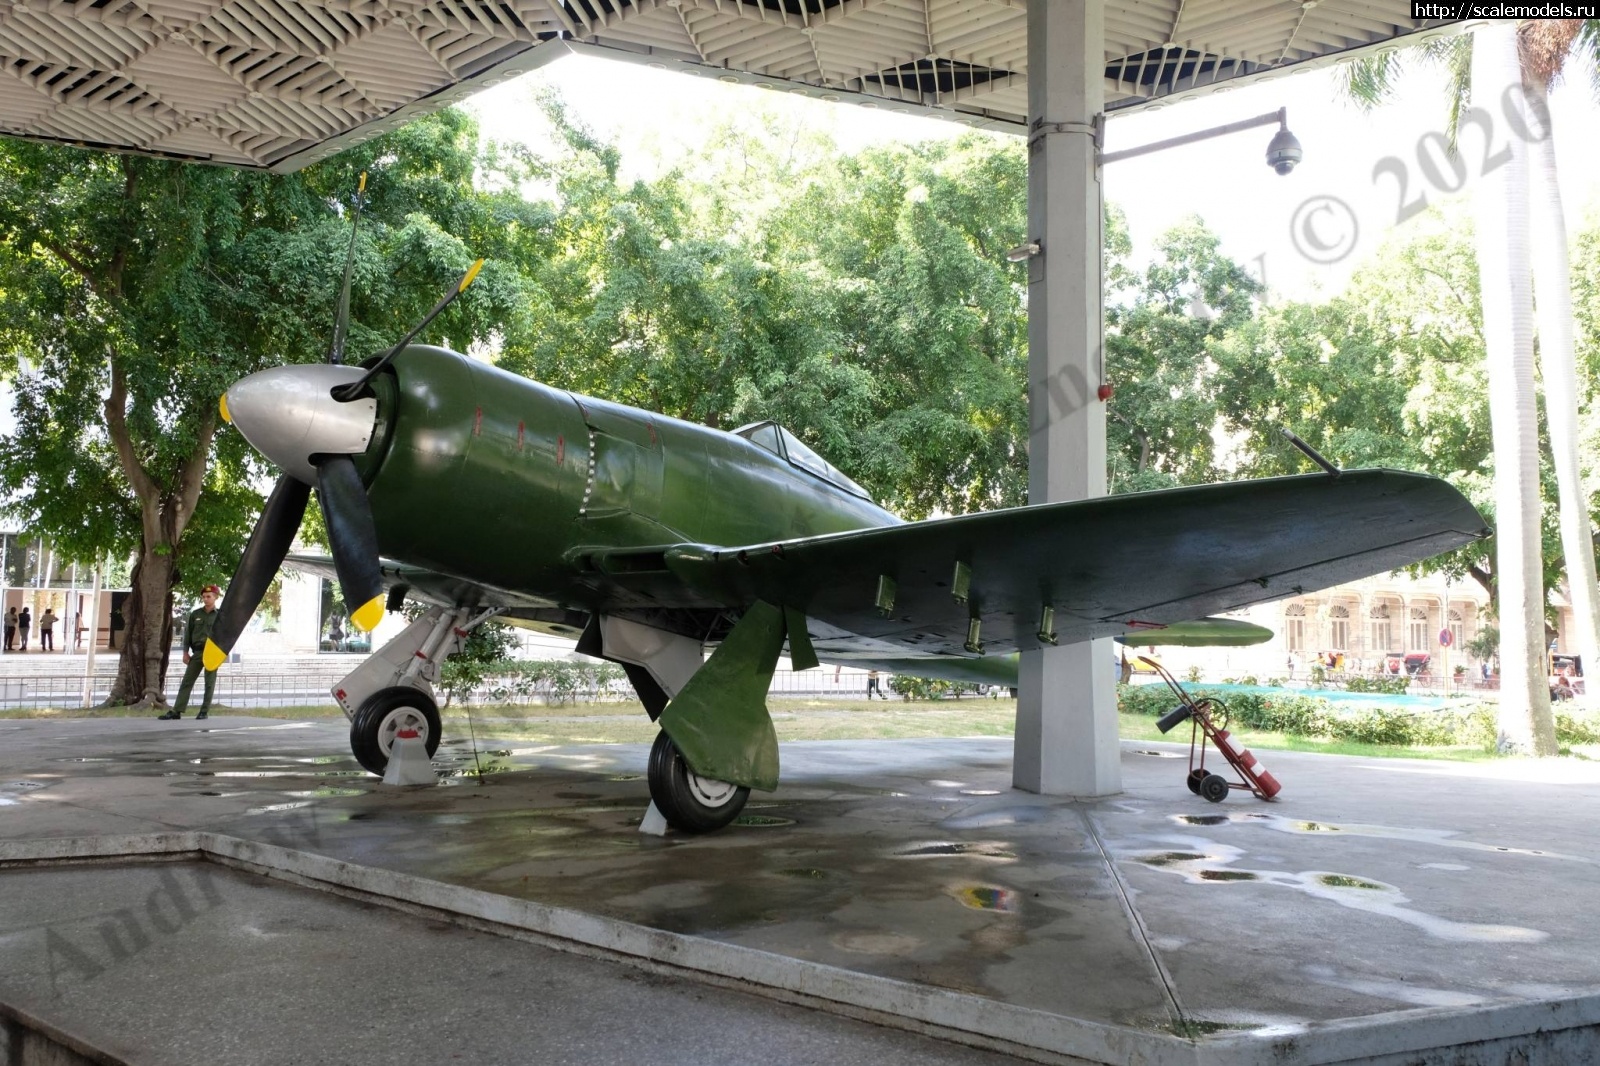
top-left (224, 365), bottom-right (379, 484)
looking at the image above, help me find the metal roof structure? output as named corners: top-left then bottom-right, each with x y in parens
top-left (0, 1), bottom-right (1460, 172)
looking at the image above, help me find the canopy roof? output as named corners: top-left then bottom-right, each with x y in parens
top-left (0, 1), bottom-right (1459, 172)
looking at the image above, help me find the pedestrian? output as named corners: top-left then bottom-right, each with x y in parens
top-left (159, 585), bottom-right (223, 721)
top-left (867, 669), bottom-right (884, 700)
top-left (3, 606), bottom-right (15, 651)
top-left (38, 607), bottom-right (56, 651)
top-left (17, 606), bottom-right (30, 650)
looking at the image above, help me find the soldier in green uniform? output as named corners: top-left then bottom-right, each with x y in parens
top-left (159, 585), bottom-right (222, 721)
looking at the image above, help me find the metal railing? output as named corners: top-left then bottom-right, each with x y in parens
top-left (0, 665), bottom-right (901, 711)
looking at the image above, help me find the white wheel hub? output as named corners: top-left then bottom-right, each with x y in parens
top-left (377, 706), bottom-right (431, 756)
top-left (685, 768), bottom-right (740, 808)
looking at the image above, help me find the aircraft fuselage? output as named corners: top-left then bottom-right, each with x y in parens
top-left (356, 346), bottom-right (901, 610)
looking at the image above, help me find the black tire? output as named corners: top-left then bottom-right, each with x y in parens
top-left (1186, 768), bottom-right (1206, 795)
top-left (1200, 772), bottom-right (1231, 804)
top-left (647, 730), bottom-right (750, 833)
top-left (350, 686), bottom-right (442, 776)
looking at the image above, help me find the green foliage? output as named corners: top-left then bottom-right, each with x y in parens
top-left (1466, 624), bottom-right (1500, 663)
top-left (436, 619), bottom-right (519, 707)
top-left (1105, 217), bottom-right (1262, 493)
top-left (1345, 675), bottom-right (1413, 695)
top-left (1117, 684), bottom-right (1496, 749)
top-left (0, 109), bottom-right (537, 694)
top-left (887, 675), bottom-right (980, 701)
top-left (476, 659), bottom-right (627, 705)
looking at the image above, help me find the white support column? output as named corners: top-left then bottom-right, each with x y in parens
top-left (1013, 0), bottom-right (1120, 797)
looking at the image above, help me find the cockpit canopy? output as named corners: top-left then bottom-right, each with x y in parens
top-left (732, 421), bottom-right (872, 501)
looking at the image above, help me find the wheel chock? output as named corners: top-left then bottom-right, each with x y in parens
top-left (382, 728), bottom-right (437, 787)
top-left (638, 800), bottom-right (670, 837)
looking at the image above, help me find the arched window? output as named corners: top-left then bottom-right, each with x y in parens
top-left (1368, 603), bottom-right (1392, 654)
top-left (1448, 609), bottom-right (1465, 649)
top-left (1329, 605), bottom-right (1350, 651)
top-left (1409, 607), bottom-right (1430, 651)
top-left (1285, 603), bottom-right (1307, 653)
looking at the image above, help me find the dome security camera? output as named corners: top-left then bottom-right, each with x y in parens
top-left (1266, 127), bottom-right (1303, 175)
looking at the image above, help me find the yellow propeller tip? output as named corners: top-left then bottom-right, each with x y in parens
top-left (358, 171), bottom-right (367, 193)
top-left (202, 640), bottom-right (227, 672)
top-left (350, 597), bottom-right (386, 634)
top-left (459, 259), bottom-right (485, 292)
top-left (219, 393), bottom-right (231, 425)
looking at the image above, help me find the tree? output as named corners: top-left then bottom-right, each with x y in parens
top-left (0, 110), bottom-right (532, 706)
top-left (1104, 216), bottom-right (1260, 493)
top-left (494, 103), bottom-right (1034, 519)
top-left (1342, 22), bottom-right (1600, 749)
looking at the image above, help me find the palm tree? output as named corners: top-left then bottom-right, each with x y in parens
top-left (1520, 21), bottom-right (1600, 715)
top-left (1345, 20), bottom-right (1600, 749)
top-left (1471, 23), bottom-right (1555, 753)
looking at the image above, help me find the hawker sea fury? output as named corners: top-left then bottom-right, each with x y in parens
top-left (205, 186), bottom-right (1490, 833)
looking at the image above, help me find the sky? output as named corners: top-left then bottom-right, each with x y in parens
top-left (461, 40), bottom-right (1600, 304)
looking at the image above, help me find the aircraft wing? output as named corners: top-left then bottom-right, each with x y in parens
top-left (624, 469), bottom-right (1485, 657)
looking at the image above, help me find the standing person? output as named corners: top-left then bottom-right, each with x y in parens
top-left (17, 606), bottom-right (30, 650)
top-left (4, 606), bottom-right (15, 651)
top-left (866, 669), bottom-right (884, 700)
top-left (38, 607), bottom-right (56, 652)
top-left (159, 586), bottom-right (222, 721)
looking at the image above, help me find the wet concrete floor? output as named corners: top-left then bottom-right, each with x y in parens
top-left (3, 716), bottom-right (1600, 1056)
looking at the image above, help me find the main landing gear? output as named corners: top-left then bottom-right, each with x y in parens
top-left (332, 605), bottom-right (499, 776)
top-left (646, 731), bottom-right (749, 833)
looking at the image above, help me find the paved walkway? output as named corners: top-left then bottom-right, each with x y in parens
top-left (3, 718), bottom-right (1600, 1063)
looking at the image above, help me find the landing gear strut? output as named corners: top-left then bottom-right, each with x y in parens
top-left (647, 731), bottom-right (749, 833)
top-left (331, 605), bottom-right (499, 775)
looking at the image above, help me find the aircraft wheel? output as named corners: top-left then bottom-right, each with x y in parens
top-left (1199, 772), bottom-right (1231, 804)
top-left (350, 687), bottom-right (441, 776)
top-left (647, 730), bottom-right (749, 833)
top-left (1185, 768), bottom-right (1206, 795)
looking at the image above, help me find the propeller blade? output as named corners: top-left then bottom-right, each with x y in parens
top-left (203, 476), bottom-right (312, 671)
top-left (326, 172), bottom-right (368, 367)
top-left (315, 455), bottom-right (386, 633)
top-left (332, 258), bottom-right (485, 402)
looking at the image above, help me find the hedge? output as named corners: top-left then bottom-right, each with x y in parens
top-left (1117, 684), bottom-right (1600, 751)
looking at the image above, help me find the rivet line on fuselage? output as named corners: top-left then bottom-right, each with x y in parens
top-left (579, 427), bottom-right (598, 517)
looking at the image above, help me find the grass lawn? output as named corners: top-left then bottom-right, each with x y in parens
top-left (0, 695), bottom-right (1517, 761)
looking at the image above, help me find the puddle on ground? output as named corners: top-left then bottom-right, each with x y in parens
top-left (285, 787), bottom-right (367, 798)
top-left (245, 800), bottom-right (315, 815)
top-left (942, 806), bottom-right (1050, 829)
top-left (733, 814), bottom-right (795, 828)
top-left (894, 841), bottom-right (1015, 860)
top-left (607, 774), bottom-right (643, 781)
top-left (1131, 750), bottom-right (1184, 759)
top-left (1139, 852), bottom-right (1212, 867)
top-left (1129, 844), bottom-right (1547, 943)
top-left (958, 789), bottom-right (1002, 796)
top-left (1317, 874), bottom-right (1383, 890)
top-left (1169, 811), bottom-right (1589, 863)
top-left (1173, 1019), bottom-right (1262, 1036)
top-left (832, 931), bottom-right (922, 955)
top-left (950, 884), bottom-right (1018, 912)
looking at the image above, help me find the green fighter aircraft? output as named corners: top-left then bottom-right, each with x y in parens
top-left (203, 189), bottom-right (1490, 834)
